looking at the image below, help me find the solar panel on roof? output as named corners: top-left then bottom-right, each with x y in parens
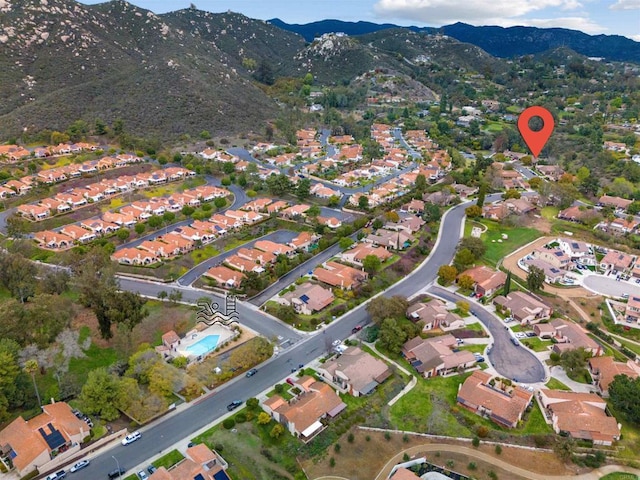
top-left (299, 294), bottom-right (310, 304)
top-left (213, 470), bottom-right (231, 480)
top-left (39, 423), bottom-right (65, 450)
top-left (194, 474), bottom-right (205, 480)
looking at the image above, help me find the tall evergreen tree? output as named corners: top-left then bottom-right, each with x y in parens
top-left (504, 270), bottom-right (512, 295)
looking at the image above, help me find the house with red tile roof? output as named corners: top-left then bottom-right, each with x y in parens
top-left (0, 185), bottom-right (15, 198)
top-left (262, 375), bottom-right (346, 442)
top-left (254, 240), bottom-right (294, 257)
top-left (457, 371), bottom-right (533, 428)
top-left (277, 282), bottom-right (334, 315)
top-left (600, 249), bottom-right (634, 272)
top-left (459, 266), bottom-right (507, 297)
top-left (341, 244), bottom-right (393, 266)
top-left (139, 240), bottom-right (172, 258)
top-left (224, 255), bottom-right (265, 274)
top-left (5, 180), bottom-right (31, 195)
top-left (598, 194), bottom-right (632, 212)
top-left (161, 233), bottom-right (194, 253)
top-left (289, 232), bottom-right (317, 251)
top-left (538, 389), bottom-right (621, 445)
top-left (34, 231), bottom-right (75, 250)
top-left (237, 248), bottom-right (275, 265)
top-left (60, 225), bottom-right (96, 243)
top-left (0, 402), bottom-right (90, 477)
top-left (17, 204), bottom-right (51, 221)
top-left (267, 200), bottom-right (288, 214)
top-left (102, 211), bottom-right (137, 227)
top-left (317, 346), bottom-right (391, 397)
top-left (313, 261), bottom-right (368, 290)
top-left (402, 334), bottom-right (476, 378)
top-left (317, 216), bottom-right (342, 229)
top-left (549, 319), bottom-right (602, 356)
top-left (588, 356), bottom-right (640, 397)
top-left (203, 266), bottom-right (246, 289)
top-left (112, 248), bottom-right (159, 266)
top-left (280, 204), bottom-right (310, 219)
top-left (242, 198), bottom-right (273, 212)
top-left (310, 183), bottom-right (341, 199)
top-left (148, 443), bottom-right (230, 480)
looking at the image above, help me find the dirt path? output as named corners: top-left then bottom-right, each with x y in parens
top-left (366, 443), bottom-right (640, 480)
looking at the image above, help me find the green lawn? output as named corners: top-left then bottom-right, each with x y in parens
top-left (474, 220), bottom-right (541, 266)
top-left (464, 322), bottom-right (487, 334)
top-left (190, 244), bottom-right (220, 264)
top-left (614, 337), bottom-right (640, 356)
top-left (519, 402), bottom-right (552, 435)
top-left (459, 344), bottom-right (487, 354)
top-left (520, 337), bottom-right (553, 352)
top-left (545, 377), bottom-right (571, 391)
top-left (152, 449), bottom-right (185, 470)
top-left (68, 342), bottom-right (119, 384)
top-left (599, 474), bottom-right (639, 480)
top-left (541, 206), bottom-right (559, 220)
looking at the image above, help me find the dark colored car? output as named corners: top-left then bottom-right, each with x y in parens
top-left (108, 467), bottom-right (126, 479)
top-left (147, 465), bottom-right (157, 474)
top-left (351, 325), bottom-right (362, 334)
top-left (245, 368), bottom-right (258, 377)
top-left (227, 400), bottom-right (243, 411)
top-left (511, 338), bottom-right (519, 346)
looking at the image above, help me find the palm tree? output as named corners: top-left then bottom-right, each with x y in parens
top-left (24, 359), bottom-right (41, 406)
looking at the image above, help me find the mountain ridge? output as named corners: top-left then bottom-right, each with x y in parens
top-left (268, 18), bottom-right (640, 63)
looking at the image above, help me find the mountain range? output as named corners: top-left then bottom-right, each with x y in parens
top-left (269, 19), bottom-right (640, 63)
top-left (0, 0), bottom-right (638, 142)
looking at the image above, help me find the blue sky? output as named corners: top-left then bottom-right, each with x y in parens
top-left (82, 0), bottom-right (640, 40)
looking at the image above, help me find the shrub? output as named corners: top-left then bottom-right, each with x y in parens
top-left (472, 436), bottom-right (480, 447)
top-left (214, 443), bottom-right (224, 452)
top-left (384, 432), bottom-right (391, 441)
top-left (365, 435), bottom-right (371, 442)
top-left (334, 443), bottom-right (341, 453)
top-left (488, 471), bottom-right (498, 480)
top-left (495, 445), bottom-right (502, 455)
top-left (403, 453), bottom-right (410, 462)
top-left (468, 462), bottom-right (477, 470)
top-left (235, 413), bottom-right (247, 423)
top-left (402, 434), bottom-right (409, 443)
top-left (476, 425), bottom-right (489, 438)
top-left (274, 384), bottom-right (284, 393)
top-left (222, 418), bottom-right (235, 429)
top-left (347, 433), bottom-right (354, 443)
top-left (329, 457), bottom-right (336, 468)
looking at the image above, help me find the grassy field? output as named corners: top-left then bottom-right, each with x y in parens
top-left (520, 336), bottom-right (553, 352)
top-left (190, 244), bottom-right (220, 264)
top-left (541, 206), bottom-right (559, 220)
top-left (599, 474), bottom-right (639, 480)
top-left (544, 377), bottom-right (571, 391)
top-left (68, 342), bottom-right (119, 384)
top-left (459, 344), bottom-right (487, 354)
top-left (475, 220), bottom-right (541, 266)
top-left (152, 449), bottom-right (185, 470)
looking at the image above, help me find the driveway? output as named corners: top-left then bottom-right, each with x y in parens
top-left (549, 366), bottom-right (596, 393)
top-left (583, 273), bottom-right (640, 298)
top-left (429, 286), bottom-right (546, 383)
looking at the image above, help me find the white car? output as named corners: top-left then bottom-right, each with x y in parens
top-left (332, 339), bottom-right (341, 346)
top-left (122, 431), bottom-right (141, 445)
top-left (69, 460), bottom-right (90, 472)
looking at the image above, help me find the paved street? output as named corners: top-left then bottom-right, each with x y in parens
top-left (582, 273), bottom-right (640, 298)
top-left (429, 286), bottom-right (546, 383)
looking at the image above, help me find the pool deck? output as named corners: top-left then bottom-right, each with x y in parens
top-left (176, 324), bottom-right (235, 360)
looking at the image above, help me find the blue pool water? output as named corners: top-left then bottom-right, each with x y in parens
top-left (185, 334), bottom-right (220, 357)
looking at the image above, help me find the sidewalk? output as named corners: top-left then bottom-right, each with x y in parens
top-left (549, 365), bottom-right (596, 393)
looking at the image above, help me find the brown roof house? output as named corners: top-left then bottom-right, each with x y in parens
top-left (262, 376), bottom-right (347, 442)
top-left (148, 443), bottom-right (230, 480)
top-left (549, 319), bottom-right (602, 356)
top-left (340, 244), bottom-right (393, 266)
top-left (538, 389), bottom-right (621, 446)
top-left (493, 291), bottom-right (552, 325)
top-left (600, 250), bottom-right (634, 272)
top-left (0, 402), bottom-right (89, 477)
top-left (459, 266), bottom-right (506, 297)
top-left (457, 371), bottom-right (533, 428)
top-left (402, 334), bottom-right (476, 378)
top-left (203, 266), bottom-right (246, 289)
top-left (316, 347), bottom-right (392, 397)
top-left (588, 356), bottom-right (640, 397)
top-left (406, 298), bottom-right (465, 332)
top-left (313, 261), bottom-right (368, 290)
top-left (624, 295), bottom-right (640, 325)
top-left (276, 283), bottom-right (334, 315)
top-left (598, 195), bottom-right (632, 212)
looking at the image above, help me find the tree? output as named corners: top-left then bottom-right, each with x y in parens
top-left (559, 348), bottom-right (590, 381)
top-left (476, 184), bottom-right (487, 207)
top-left (339, 237), bottom-right (354, 250)
top-left (0, 253), bottom-right (37, 303)
top-left (80, 368), bottom-right (121, 420)
top-left (214, 197), bottom-right (227, 209)
top-left (40, 269), bottom-right (70, 295)
top-left (456, 300), bottom-right (470, 316)
top-left (366, 296), bottom-right (408, 324)
top-left (307, 204), bottom-right (321, 218)
top-left (459, 237), bottom-right (486, 259)
top-left (415, 174), bottom-right (427, 193)
top-left (147, 215), bottom-right (163, 229)
top-left (358, 195), bottom-right (369, 210)
top-left (504, 270), bottom-right (512, 295)
top-left (457, 274), bottom-right (475, 291)
top-left (372, 218), bottom-right (383, 230)
top-left (526, 265), bottom-right (545, 291)
top-left (378, 318), bottom-right (408, 353)
top-left (528, 177), bottom-right (542, 190)
top-left (24, 359), bottom-right (41, 406)
top-left (253, 60), bottom-right (275, 85)
top-left (270, 423), bottom-right (285, 438)
top-left (423, 202), bottom-right (441, 222)
top-left (258, 412), bottom-right (272, 424)
top-left (465, 205), bottom-right (482, 218)
top-left (90, 289), bottom-right (148, 339)
top-left (362, 255), bottom-right (381, 275)
top-left (453, 248), bottom-right (476, 272)
top-left (384, 210), bottom-right (400, 223)
top-left (266, 174), bottom-right (292, 196)
top-left (328, 195), bottom-right (340, 207)
top-left (116, 228), bottom-right (130, 241)
top-left (296, 178), bottom-right (311, 200)
top-left (609, 375), bottom-right (640, 425)
top-left (163, 211), bottom-right (176, 223)
top-left (135, 223), bottom-right (146, 235)
top-left (503, 189), bottom-right (521, 199)
top-left (438, 265), bottom-right (458, 285)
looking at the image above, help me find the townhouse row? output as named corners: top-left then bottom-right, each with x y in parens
top-left (17, 167), bottom-right (195, 221)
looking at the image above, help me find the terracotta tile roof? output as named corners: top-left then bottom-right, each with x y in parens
top-left (588, 356), bottom-right (640, 393)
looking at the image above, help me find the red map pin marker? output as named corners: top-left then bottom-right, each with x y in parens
top-left (517, 106), bottom-right (554, 158)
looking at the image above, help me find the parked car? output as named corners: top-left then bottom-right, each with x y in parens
top-left (511, 338), bottom-right (519, 346)
top-left (227, 400), bottom-right (243, 411)
top-left (246, 368), bottom-right (258, 377)
top-left (286, 378), bottom-right (295, 386)
top-left (351, 325), bottom-right (362, 334)
top-left (147, 466), bottom-right (157, 474)
top-left (45, 471), bottom-right (67, 480)
top-left (137, 471), bottom-right (149, 480)
top-left (108, 467), bottom-right (126, 479)
top-left (332, 339), bottom-right (341, 346)
top-left (69, 460), bottom-right (90, 473)
top-left (121, 431), bottom-right (141, 445)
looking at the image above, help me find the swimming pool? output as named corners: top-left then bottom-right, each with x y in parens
top-left (185, 334), bottom-right (220, 357)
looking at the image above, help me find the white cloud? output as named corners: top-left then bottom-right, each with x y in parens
top-left (631, 34), bottom-right (640, 41)
top-left (610, 0), bottom-right (640, 10)
top-left (373, 0), bottom-right (582, 24)
top-left (522, 16), bottom-right (607, 33)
